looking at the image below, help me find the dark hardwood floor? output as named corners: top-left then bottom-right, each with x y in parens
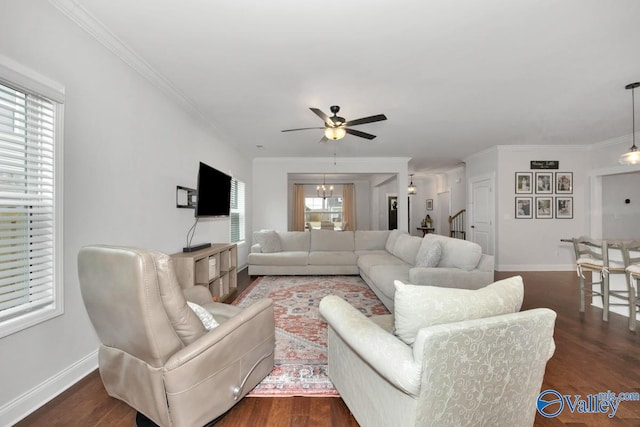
top-left (15, 270), bottom-right (640, 426)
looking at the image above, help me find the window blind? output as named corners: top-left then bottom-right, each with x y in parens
top-left (0, 82), bottom-right (56, 322)
top-left (230, 179), bottom-right (245, 243)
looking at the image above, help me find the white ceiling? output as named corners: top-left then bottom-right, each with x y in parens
top-left (69, 0), bottom-right (640, 172)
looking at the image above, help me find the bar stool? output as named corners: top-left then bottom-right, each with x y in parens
top-left (571, 237), bottom-right (625, 321)
top-left (621, 240), bottom-right (640, 331)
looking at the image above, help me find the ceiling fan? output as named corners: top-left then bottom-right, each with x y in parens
top-left (282, 105), bottom-right (387, 141)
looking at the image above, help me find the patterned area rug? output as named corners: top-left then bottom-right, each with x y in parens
top-left (232, 275), bottom-right (389, 397)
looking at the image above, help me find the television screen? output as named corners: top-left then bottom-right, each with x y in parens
top-left (195, 162), bottom-right (231, 217)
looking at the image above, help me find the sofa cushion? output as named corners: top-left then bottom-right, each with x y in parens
top-left (357, 252), bottom-right (407, 277)
top-left (355, 230), bottom-right (390, 251)
top-left (278, 231), bottom-right (311, 252)
top-left (415, 239), bottom-right (442, 267)
top-left (393, 275), bottom-right (524, 345)
top-left (368, 265), bottom-right (412, 300)
top-left (385, 229), bottom-right (407, 253)
top-left (308, 251), bottom-right (358, 266)
top-left (247, 251), bottom-right (309, 266)
top-left (392, 235), bottom-right (423, 265)
top-left (253, 230), bottom-right (282, 253)
top-left (421, 234), bottom-right (482, 271)
top-left (310, 229), bottom-right (355, 251)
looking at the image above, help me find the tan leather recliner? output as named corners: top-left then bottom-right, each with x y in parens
top-left (77, 245), bottom-right (275, 427)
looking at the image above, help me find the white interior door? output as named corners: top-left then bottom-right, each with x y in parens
top-left (469, 175), bottom-right (495, 255)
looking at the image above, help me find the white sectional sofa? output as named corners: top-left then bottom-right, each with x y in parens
top-left (248, 229), bottom-right (495, 311)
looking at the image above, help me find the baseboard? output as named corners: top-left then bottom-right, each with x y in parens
top-left (0, 349), bottom-right (98, 426)
top-left (496, 264), bottom-right (575, 272)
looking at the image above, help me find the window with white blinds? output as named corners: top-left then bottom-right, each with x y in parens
top-left (0, 72), bottom-right (63, 337)
top-left (230, 179), bottom-right (245, 244)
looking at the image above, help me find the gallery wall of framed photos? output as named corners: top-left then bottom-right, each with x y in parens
top-left (515, 167), bottom-right (573, 219)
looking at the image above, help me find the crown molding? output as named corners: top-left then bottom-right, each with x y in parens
top-left (47, 0), bottom-right (227, 139)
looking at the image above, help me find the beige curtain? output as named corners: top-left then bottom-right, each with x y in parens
top-left (292, 184), bottom-right (306, 231)
top-left (342, 184), bottom-right (356, 231)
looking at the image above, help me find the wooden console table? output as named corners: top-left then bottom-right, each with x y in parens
top-left (417, 227), bottom-right (435, 236)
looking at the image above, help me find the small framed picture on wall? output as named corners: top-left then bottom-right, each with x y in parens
top-left (535, 197), bottom-right (553, 219)
top-left (515, 172), bottom-right (533, 194)
top-left (556, 197), bottom-right (573, 219)
top-left (426, 199), bottom-right (433, 210)
top-left (535, 172), bottom-right (553, 194)
top-left (515, 197), bottom-right (533, 219)
top-left (555, 172), bottom-right (573, 194)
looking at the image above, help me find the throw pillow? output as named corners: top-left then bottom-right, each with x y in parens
top-left (415, 240), bottom-right (442, 267)
top-left (255, 230), bottom-right (282, 253)
top-left (393, 276), bottom-right (524, 345)
top-left (187, 301), bottom-right (220, 331)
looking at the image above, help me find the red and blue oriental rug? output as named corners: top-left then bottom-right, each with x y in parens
top-left (232, 275), bottom-right (388, 397)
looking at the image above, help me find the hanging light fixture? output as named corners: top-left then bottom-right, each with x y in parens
top-left (317, 175), bottom-right (334, 199)
top-left (408, 174), bottom-right (417, 195)
top-left (619, 82), bottom-right (640, 165)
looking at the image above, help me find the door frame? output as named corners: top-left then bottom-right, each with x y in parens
top-left (467, 172), bottom-right (496, 256)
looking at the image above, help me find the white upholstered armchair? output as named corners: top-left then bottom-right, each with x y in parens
top-left (319, 276), bottom-right (556, 427)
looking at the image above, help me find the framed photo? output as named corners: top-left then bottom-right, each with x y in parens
top-left (535, 197), bottom-right (553, 219)
top-left (426, 199), bottom-right (433, 210)
top-left (556, 197), bottom-right (573, 219)
top-left (535, 172), bottom-right (553, 194)
top-left (515, 197), bottom-right (533, 219)
top-left (515, 172), bottom-right (533, 194)
top-left (555, 172), bottom-right (573, 194)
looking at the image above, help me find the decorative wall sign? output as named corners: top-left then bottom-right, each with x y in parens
top-left (530, 160), bottom-right (559, 169)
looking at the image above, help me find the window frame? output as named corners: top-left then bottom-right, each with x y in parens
top-left (0, 56), bottom-right (64, 338)
top-left (230, 178), bottom-right (245, 244)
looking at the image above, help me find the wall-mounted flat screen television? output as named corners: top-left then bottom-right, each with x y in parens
top-left (195, 161), bottom-right (231, 217)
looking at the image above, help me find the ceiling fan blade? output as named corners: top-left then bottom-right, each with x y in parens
top-left (281, 126), bottom-right (325, 132)
top-left (345, 128), bottom-right (377, 140)
top-left (310, 108), bottom-right (331, 124)
top-left (318, 135), bottom-right (329, 143)
top-left (345, 114), bottom-right (387, 127)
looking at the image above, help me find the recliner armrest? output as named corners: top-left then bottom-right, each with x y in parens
top-left (319, 295), bottom-right (421, 396)
top-left (165, 298), bottom-right (275, 371)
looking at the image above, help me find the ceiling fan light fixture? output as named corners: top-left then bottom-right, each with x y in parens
top-left (619, 82), bottom-right (640, 165)
top-left (325, 126), bottom-right (346, 140)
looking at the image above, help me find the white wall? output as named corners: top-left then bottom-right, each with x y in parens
top-left (0, 2), bottom-right (251, 424)
top-left (253, 157), bottom-right (410, 234)
top-left (602, 172), bottom-right (640, 239)
top-left (496, 146), bottom-right (588, 271)
top-left (465, 146), bottom-right (591, 271)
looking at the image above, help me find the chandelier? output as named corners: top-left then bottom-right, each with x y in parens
top-left (317, 175), bottom-right (334, 199)
top-left (408, 174), bottom-right (417, 195)
top-left (619, 82), bottom-right (640, 165)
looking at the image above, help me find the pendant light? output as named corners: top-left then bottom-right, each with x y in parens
top-left (619, 82), bottom-right (640, 165)
top-left (407, 174), bottom-right (417, 195)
